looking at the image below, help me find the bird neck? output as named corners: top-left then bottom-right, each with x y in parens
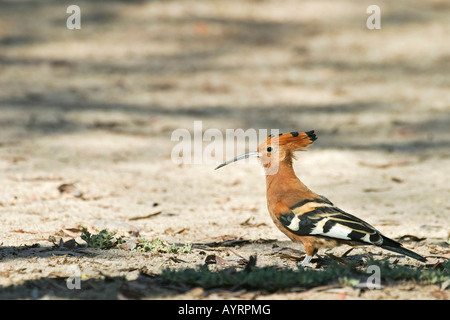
top-left (264, 158), bottom-right (313, 207)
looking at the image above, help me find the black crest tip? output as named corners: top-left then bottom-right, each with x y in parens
top-left (305, 130), bottom-right (317, 142)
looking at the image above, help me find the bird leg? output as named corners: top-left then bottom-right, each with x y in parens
top-left (300, 254), bottom-right (314, 267)
top-left (299, 241), bottom-right (317, 267)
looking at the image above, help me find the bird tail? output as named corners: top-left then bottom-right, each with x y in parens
top-left (380, 236), bottom-right (427, 262)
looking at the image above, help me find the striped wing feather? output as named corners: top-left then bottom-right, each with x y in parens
top-left (279, 199), bottom-right (383, 245)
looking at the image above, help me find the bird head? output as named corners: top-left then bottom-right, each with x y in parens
top-left (215, 130), bottom-right (317, 174)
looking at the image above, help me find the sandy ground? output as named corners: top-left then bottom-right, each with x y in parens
top-left (0, 0), bottom-right (449, 300)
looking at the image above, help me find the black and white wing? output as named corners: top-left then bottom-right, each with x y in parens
top-left (278, 198), bottom-right (383, 246)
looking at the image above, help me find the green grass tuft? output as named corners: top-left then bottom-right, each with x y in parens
top-left (80, 227), bottom-right (192, 253)
top-left (135, 238), bottom-right (192, 253)
top-left (160, 260), bottom-right (450, 291)
top-left (160, 263), bottom-right (361, 291)
top-left (81, 228), bottom-right (124, 249)
top-left (372, 259), bottom-right (450, 284)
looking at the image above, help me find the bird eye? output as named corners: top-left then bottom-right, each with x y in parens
top-left (267, 147), bottom-right (273, 152)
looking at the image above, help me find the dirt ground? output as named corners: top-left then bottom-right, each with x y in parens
top-left (0, 0), bottom-right (449, 300)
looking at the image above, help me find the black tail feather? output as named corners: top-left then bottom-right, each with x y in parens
top-left (380, 236), bottom-right (426, 262)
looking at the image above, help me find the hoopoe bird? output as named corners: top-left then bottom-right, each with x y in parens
top-left (215, 131), bottom-right (426, 266)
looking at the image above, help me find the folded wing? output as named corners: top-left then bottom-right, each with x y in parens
top-left (278, 199), bottom-right (384, 246)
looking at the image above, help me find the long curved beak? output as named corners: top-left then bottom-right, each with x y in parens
top-left (215, 151), bottom-right (260, 170)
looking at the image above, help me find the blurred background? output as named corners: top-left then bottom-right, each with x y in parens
top-left (0, 0), bottom-right (449, 299)
top-left (0, 0), bottom-right (448, 153)
top-left (0, 0), bottom-right (448, 244)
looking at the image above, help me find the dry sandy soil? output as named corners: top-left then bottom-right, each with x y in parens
top-left (0, 0), bottom-right (449, 300)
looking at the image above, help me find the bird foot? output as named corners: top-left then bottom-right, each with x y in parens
top-left (300, 255), bottom-right (315, 268)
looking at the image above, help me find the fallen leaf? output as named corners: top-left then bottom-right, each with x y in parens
top-left (272, 247), bottom-right (305, 261)
top-left (240, 217), bottom-right (267, 227)
top-left (51, 251), bottom-right (84, 256)
top-left (205, 255), bottom-right (217, 265)
top-left (118, 238), bottom-right (137, 250)
top-left (49, 271), bottom-right (71, 278)
top-left (325, 253), bottom-right (349, 265)
top-left (358, 161), bottom-right (413, 169)
top-left (58, 183), bottom-right (83, 198)
top-left (228, 248), bottom-right (246, 260)
top-left (60, 227), bottom-right (82, 238)
top-left (168, 256), bottom-right (187, 263)
top-left (11, 229), bottom-right (38, 234)
top-left (396, 235), bottom-right (426, 243)
top-left (195, 237), bottom-right (276, 248)
top-left (363, 187), bottom-right (391, 193)
top-left (174, 227), bottom-right (188, 234)
top-left (240, 217), bottom-right (252, 226)
top-left (204, 254), bottom-right (245, 267)
top-left (341, 248), bottom-right (354, 258)
top-left (377, 219), bottom-right (399, 226)
top-left (129, 211), bottom-right (162, 221)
